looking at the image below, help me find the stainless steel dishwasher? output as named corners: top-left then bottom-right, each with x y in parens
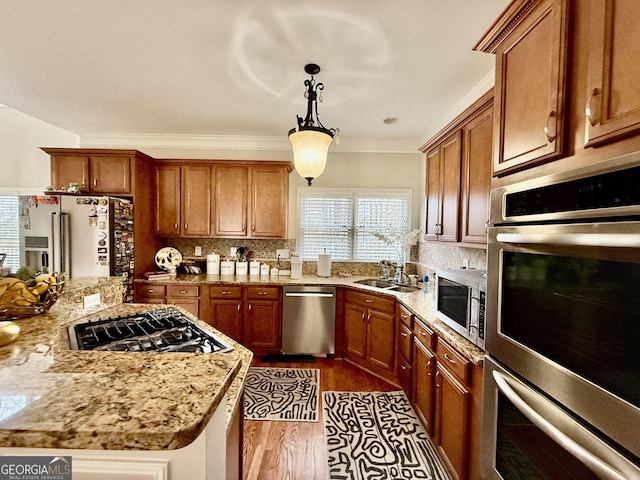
top-left (282, 285), bottom-right (336, 355)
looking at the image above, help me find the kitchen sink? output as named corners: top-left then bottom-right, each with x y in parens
top-left (353, 278), bottom-right (420, 293)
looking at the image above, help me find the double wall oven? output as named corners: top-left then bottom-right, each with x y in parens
top-left (483, 153), bottom-right (640, 479)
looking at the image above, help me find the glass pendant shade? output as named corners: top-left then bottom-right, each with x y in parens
top-left (289, 129), bottom-right (333, 186)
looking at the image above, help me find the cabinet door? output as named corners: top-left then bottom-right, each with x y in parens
top-left (51, 155), bottom-right (90, 190)
top-left (250, 166), bottom-right (288, 238)
top-left (425, 146), bottom-right (441, 239)
top-left (367, 309), bottom-right (395, 372)
top-left (89, 156), bottom-right (131, 194)
top-left (461, 104), bottom-right (492, 244)
top-left (244, 300), bottom-right (281, 353)
top-left (492, 0), bottom-right (567, 175)
top-left (181, 165), bottom-right (212, 237)
top-left (435, 365), bottom-right (470, 480)
top-left (167, 298), bottom-right (199, 317)
top-left (439, 131), bottom-right (462, 242)
top-left (210, 300), bottom-right (243, 341)
top-left (344, 303), bottom-right (367, 359)
top-left (413, 338), bottom-right (435, 436)
top-left (155, 165), bottom-right (181, 235)
top-left (214, 166), bottom-right (248, 237)
top-left (585, 0), bottom-right (640, 147)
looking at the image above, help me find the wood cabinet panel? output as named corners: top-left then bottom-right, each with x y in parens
top-left (344, 303), bottom-right (367, 359)
top-left (367, 309), bottom-right (395, 372)
top-left (585, 0), bottom-right (640, 146)
top-left (461, 102), bottom-right (493, 244)
top-left (425, 131), bottom-right (461, 241)
top-left (244, 300), bottom-right (282, 353)
top-left (51, 155), bottom-right (90, 191)
top-left (89, 156), bottom-right (131, 194)
top-left (214, 166), bottom-right (249, 237)
top-left (435, 337), bottom-right (470, 386)
top-left (398, 322), bottom-right (412, 362)
top-left (250, 166), bottom-right (288, 238)
top-left (435, 364), bottom-right (470, 480)
top-left (155, 165), bottom-right (181, 235)
top-left (210, 300), bottom-right (243, 341)
top-left (135, 283), bottom-right (166, 299)
top-left (491, 0), bottom-right (567, 175)
top-left (413, 338), bottom-right (435, 436)
top-left (344, 290), bottom-right (395, 314)
top-left (181, 165), bottom-right (212, 237)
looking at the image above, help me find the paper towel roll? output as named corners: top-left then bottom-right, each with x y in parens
top-left (317, 253), bottom-right (331, 277)
top-left (206, 254), bottom-right (220, 274)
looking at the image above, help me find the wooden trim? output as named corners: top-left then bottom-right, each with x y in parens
top-left (473, 0), bottom-right (541, 53)
top-left (419, 89), bottom-right (494, 153)
top-left (154, 158), bottom-right (294, 172)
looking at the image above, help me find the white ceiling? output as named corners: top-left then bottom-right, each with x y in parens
top-left (0, 1), bottom-right (508, 153)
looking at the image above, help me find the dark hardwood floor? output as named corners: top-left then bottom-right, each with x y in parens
top-left (243, 357), bottom-right (399, 480)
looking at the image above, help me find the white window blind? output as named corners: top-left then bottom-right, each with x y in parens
top-left (298, 189), bottom-right (411, 262)
top-left (0, 196), bottom-right (19, 273)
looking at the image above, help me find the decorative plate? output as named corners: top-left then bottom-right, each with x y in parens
top-left (154, 246), bottom-right (183, 272)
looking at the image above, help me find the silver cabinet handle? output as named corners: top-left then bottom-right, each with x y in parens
top-left (400, 331), bottom-right (408, 337)
top-left (222, 291), bottom-right (232, 295)
top-left (492, 370), bottom-right (636, 480)
top-left (544, 110), bottom-right (557, 142)
top-left (586, 87), bottom-right (600, 126)
top-left (444, 353), bottom-right (456, 364)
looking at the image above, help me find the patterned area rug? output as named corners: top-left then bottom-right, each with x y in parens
top-left (244, 367), bottom-right (320, 422)
top-left (323, 390), bottom-right (451, 480)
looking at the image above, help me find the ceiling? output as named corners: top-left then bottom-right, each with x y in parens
top-left (0, 1), bottom-right (508, 153)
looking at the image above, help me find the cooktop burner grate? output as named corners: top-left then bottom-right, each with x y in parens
top-left (68, 307), bottom-right (233, 354)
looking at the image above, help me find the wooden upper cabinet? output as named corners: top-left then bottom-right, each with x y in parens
top-left (155, 164), bottom-right (182, 235)
top-left (89, 155), bottom-right (131, 194)
top-left (181, 165), bottom-right (212, 237)
top-left (214, 166), bottom-right (249, 237)
top-left (585, 0), bottom-right (640, 147)
top-left (48, 150), bottom-right (132, 195)
top-left (251, 166), bottom-right (288, 238)
top-left (461, 101), bottom-right (493, 244)
top-left (475, 0), bottom-right (568, 176)
top-left (50, 155), bottom-right (90, 191)
top-left (214, 164), bottom-right (290, 239)
top-left (424, 131), bottom-right (462, 242)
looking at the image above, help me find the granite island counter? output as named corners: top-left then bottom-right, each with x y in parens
top-left (0, 277), bottom-right (252, 480)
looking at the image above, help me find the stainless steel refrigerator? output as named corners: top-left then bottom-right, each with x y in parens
top-left (18, 195), bottom-right (134, 301)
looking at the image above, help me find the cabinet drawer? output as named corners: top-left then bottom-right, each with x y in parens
top-left (246, 286), bottom-right (280, 300)
top-left (398, 305), bottom-right (413, 328)
top-left (398, 322), bottom-right (413, 362)
top-left (413, 319), bottom-right (435, 351)
top-left (435, 337), bottom-right (470, 386)
top-left (345, 290), bottom-right (395, 314)
top-left (135, 284), bottom-right (166, 298)
top-left (167, 285), bottom-right (199, 298)
top-left (209, 286), bottom-right (243, 299)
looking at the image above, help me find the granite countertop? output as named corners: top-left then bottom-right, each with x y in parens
top-left (0, 301), bottom-right (252, 451)
top-left (137, 273), bottom-right (486, 365)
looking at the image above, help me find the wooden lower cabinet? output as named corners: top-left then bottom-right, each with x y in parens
top-left (204, 285), bottom-right (281, 355)
top-left (134, 283), bottom-right (200, 317)
top-left (412, 337), bottom-right (435, 436)
top-left (343, 290), bottom-right (396, 379)
top-left (434, 364), bottom-right (470, 480)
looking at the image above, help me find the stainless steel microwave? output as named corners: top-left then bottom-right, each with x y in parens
top-left (435, 268), bottom-right (486, 349)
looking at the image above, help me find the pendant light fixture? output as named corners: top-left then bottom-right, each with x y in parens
top-left (288, 63), bottom-right (339, 186)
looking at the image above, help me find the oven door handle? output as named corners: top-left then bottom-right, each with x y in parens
top-left (495, 232), bottom-right (638, 248)
top-left (493, 370), bottom-right (634, 480)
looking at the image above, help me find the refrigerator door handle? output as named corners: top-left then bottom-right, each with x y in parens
top-left (50, 211), bottom-right (59, 273)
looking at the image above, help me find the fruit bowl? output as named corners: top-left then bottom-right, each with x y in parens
top-left (0, 273), bottom-right (65, 320)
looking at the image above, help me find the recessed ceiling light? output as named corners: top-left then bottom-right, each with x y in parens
top-left (383, 116), bottom-right (399, 125)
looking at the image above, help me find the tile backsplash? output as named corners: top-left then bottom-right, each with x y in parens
top-left (162, 237), bottom-right (486, 278)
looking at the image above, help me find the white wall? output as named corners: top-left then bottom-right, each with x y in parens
top-left (0, 107), bottom-right (78, 193)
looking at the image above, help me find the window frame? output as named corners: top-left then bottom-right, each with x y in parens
top-left (296, 187), bottom-right (413, 262)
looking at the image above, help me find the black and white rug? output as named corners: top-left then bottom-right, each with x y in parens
top-left (323, 390), bottom-right (451, 480)
top-left (244, 367), bottom-right (320, 422)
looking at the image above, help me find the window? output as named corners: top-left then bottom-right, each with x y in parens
top-left (0, 196), bottom-right (19, 273)
top-left (297, 188), bottom-right (412, 261)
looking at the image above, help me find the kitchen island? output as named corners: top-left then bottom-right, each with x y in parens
top-left (0, 277), bottom-right (252, 480)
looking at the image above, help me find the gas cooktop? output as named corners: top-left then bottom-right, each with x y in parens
top-left (68, 307), bottom-right (233, 354)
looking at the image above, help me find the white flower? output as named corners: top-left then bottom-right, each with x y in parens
top-left (372, 226), bottom-right (423, 263)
